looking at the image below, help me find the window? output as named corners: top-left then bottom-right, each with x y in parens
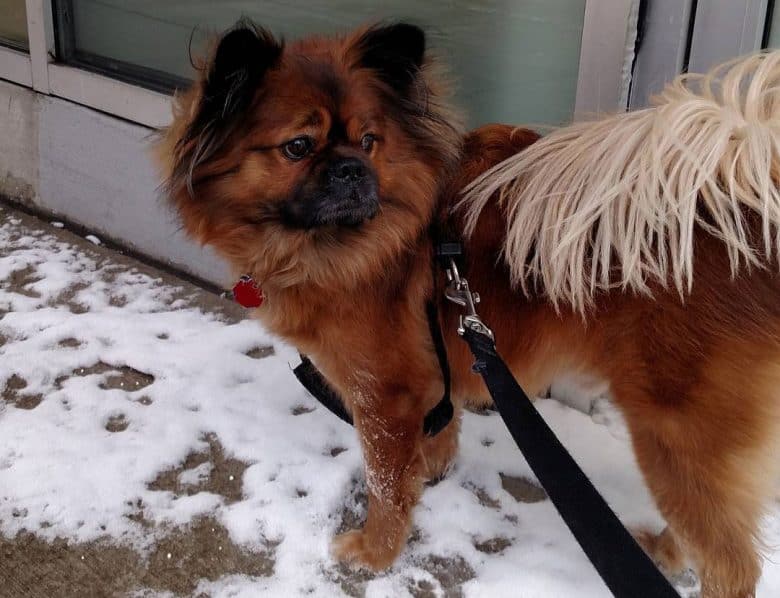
top-left (56, 0), bottom-right (593, 127)
top-left (0, 1), bottom-right (638, 128)
top-left (0, 0), bottom-right (28, 50)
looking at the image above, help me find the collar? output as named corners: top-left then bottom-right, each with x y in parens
top-left (232, 275), bottom-right (264, 308)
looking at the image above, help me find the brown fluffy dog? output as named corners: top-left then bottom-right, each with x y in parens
top-left (157, 22), bottom-right (780, 598)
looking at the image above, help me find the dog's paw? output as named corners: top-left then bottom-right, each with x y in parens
top-left (633, 527), bottom-right (686, 576)
top-left (331, 529), bottom-right (396, 571)
top-left (420, 421), bottom-right (459, 482)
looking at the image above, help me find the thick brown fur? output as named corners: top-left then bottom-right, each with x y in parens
top-left (157, 23), bottom-right (780, 598)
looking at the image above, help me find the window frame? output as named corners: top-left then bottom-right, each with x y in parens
top-left (2, 0), bottom-right (637, 129)
top-left (51, 0), bottom-right (188, 95)
top-left (0, 45), bottom-right (32, 87)
top-left (763, 0), bottom-right (776, 47)
top-left (630, 0), bottom-right (776, 109)
top-left (686, 0), bottom-right (769, 73)
top-left (628, 0), bottom-right (694, 109)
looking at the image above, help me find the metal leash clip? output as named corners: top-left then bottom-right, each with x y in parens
top-left (444, 258), bottom-right (495, 341)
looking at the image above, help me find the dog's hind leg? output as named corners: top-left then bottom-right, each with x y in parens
top-left (618, 353), bottom-right (780, 598)
top-left (630, 426), bottom-right (767, 597)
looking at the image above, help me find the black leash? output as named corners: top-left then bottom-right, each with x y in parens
top-left (293, 301), bottom-right (454, 437)
top-left (445, 258), bottom-right (679, 598)
top-left (461, 328), bottom-right (679, 597)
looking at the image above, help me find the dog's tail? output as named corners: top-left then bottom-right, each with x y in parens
top-left (460, 51), bottom-right (780, 312)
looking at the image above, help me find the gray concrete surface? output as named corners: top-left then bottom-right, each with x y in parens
top-left (0, 204), bottom-right (551, 597)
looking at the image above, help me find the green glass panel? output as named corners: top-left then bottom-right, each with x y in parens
top-left (70, 0), bottom-right (585, 126)
top-left (0, 0), bottom-right (28, 50)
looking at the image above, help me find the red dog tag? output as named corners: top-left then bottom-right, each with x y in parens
top-left (232, 275), bottom-right (264, 308)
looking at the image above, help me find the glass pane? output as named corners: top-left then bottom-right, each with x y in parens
top-left (0, 0), bottom-right (28, 50)
top-left (69, 0), bottom-right (585, 126)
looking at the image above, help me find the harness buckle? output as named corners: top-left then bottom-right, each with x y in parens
top-left (444, 259), bottom-right (495, 341)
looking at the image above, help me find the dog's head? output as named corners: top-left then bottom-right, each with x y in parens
top-left (157, 21), bottom-right (462, 289)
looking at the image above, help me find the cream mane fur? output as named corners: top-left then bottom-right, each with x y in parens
top-left (461, 51), bottom-right (780, 312)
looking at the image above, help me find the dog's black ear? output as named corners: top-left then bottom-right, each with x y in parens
top-left (186, 22), bottom-right (281, 142)
top-left (356, 23), bottom-right (425, 91)
top-left (174, 22), bottom-right (282, 195)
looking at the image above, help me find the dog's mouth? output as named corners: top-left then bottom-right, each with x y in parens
top-left (312, 190), bottom-right (379, 228)
top-left (280, 187), bottom-right (379, 230)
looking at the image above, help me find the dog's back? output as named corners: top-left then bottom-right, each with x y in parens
top-left (462, 51), bottom-right (780, 314)
top-left (449, 54), bottom-right (780, 598)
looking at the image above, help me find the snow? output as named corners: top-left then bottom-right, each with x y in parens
top-left (85, 234), bottom-right (101, 245)
top-left (1, 213), bottom-right (780, 597)
top-left (179, 462), bottom-right (213, 486)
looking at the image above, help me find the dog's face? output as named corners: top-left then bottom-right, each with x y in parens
top-left (158, 22), bottom-right (462, 289)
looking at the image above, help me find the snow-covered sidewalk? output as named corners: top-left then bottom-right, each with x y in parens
top-left (1, 204), bottom-right (778, 597)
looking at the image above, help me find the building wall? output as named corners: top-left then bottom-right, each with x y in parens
top-left (0, 81), bottom-right (39, 207)
top-left (0, 79), bottom-right (226, 286)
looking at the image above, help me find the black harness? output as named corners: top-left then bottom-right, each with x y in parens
top-left (293, 301), bottom-right (454, 437)
top-left (290, 236), bottom-right (680, 598)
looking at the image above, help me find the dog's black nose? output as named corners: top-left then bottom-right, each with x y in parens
top-left (330, 158), bottom-right (366, 182)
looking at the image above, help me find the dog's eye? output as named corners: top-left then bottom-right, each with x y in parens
top-left (361, 134), bottom-right (376, 153)
top-left (282, 137), bottom-right (314, 160)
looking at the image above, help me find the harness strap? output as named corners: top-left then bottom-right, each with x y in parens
top-left (292, 303), bottom-right (454, 437)
top-left (460, 326), bottom-right (680, 598)
top-left (423, 301), bottom-right (454, 436)
top-left (293, 355), bottom-right (353, 425)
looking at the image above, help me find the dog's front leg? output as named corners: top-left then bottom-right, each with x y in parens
top-left (331, 397), bottom-right (427, 570)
